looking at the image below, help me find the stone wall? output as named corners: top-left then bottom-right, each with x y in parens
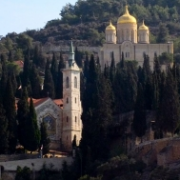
top-left (0, 154), bottom-right (38, 162)
top-left (42, 44), bottom-right (101, 54)
top-left (131, 137), bottom-right (180, 166)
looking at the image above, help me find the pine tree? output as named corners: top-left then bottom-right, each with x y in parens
top-left (40, 122), bottom-right (50, 155)
top-left (0, 103), bottom-right (9, 154)
top-left (133, 82), bottom-right (146, 142)
top-left (3, 76), bottom-right (17, 153)
top-left (24, 98), bottom-right (40, 151)
top-left (43, 60), bottom-right (55, 98)
top-left (56, 52), bottom-right (65, 99)
top-left (17, 88), bottom-right (29, 147)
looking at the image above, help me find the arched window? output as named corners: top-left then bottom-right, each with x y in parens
top-left (66, 77), bottom-right (69, 88)
top-left (74, 76), bottom-right (77, 88)
top-left (75, 116), bottom-right (77, 122)
top-left (66, 116), bottom-right (68, 122)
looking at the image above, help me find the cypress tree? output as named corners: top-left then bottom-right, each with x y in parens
top-left (152, 53), bottom-right (161, 110)
top-left (81, 55), bottom-right (113, 163)
top-left (43, 60), bottom-right (55, 98)
top-left (10, 72), bottom-right (18, 95)
top-left (83, 53), bottom-right (89, 80)
top-left (21, 51), bottom-right (31, 95)
top-left (120, 52), bottom-right (125, 69)
top-left (110, 52), bottom-right (115, 82)
top-left (3, 76), bottom-right (17, 153)
top-left (114, 63), bottom-right (137, 113)
top-left (0, 56), bottom-right (7, 102)
top-left (158, 70), bottom-right (180, 135)
top-left (75, 47), bottom-right (82, 68)
top-left (144, 76), bottom-right (154, 110)
top-left (33, 45), bottom-right (46, 68)
top-left (51, 52), bottom-right (58, 98)
top-left (29, 65), bottom-right (41, 99)
top-left (24, 98), bottom-right (40, 151)
top-left (143, 54), bottom-right (151, 79)
top-left (40, 122), bottom-right (50, 155)
top-left (0, 103), bottom-right (9, 154)
top-left (133, 82), bottom-right (146, 142)
top-left (17, 87), bottom-right (29, 147)
top-left (56, 52), bottom-right (65, 99)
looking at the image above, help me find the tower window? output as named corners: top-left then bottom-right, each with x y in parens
top-left (66, 77), bottom-right (69, 88)
top-left (75, 98), bottom-right (77, 103)
top-left (75, 116), bottom-right (77, 122)
top-left (74, 76), bottom-right (77, 88)
top-left (66, 98), bottom-right (69, 103)
top-left (66, 116), bottom-right (68, 122)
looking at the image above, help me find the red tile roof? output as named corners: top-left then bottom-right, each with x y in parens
top-left (15, 97), bottom-right (63, 110)
top-left (53, 99), bottom-right (63, 107)
top-left (14, 60), bottom-right (24, 69)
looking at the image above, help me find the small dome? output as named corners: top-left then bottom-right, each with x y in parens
top-left (117, 5), bottom-right (137, 24)
top-left (139, 20), bottom-right (149, 30)
top-left (106, 21), bottom-right (116, 31)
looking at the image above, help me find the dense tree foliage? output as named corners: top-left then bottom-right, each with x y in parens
top-left (1, 0), bottom-right (180, 55)
top-left (40, 122), bottom-right (50, 155)
top-left (24, 98), bottom-right (40, 151)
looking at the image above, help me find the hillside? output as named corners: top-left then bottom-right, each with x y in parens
top-left (1, 0), bottom-right (180, 55)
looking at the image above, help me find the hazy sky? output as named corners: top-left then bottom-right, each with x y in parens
top-left (0, 0), bottom-right (77, 36)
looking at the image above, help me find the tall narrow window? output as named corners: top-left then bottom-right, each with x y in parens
top-left (75, 98), bottom-right (77, 104)
top-left (66, 98), bottom-right (69, 103)
top-left (66, 116), bottom-right (68, 122)
top-left (75, 116), bottom-right (77, 122)
top-left (74, 76), bottom-right (77, 88)
top-left (66, 77), bottom-right (69, 88)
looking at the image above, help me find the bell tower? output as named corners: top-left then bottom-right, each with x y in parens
top-left (62, 41), bottom-right (82, 151)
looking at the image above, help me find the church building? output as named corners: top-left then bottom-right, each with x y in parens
top-left (28, 42), bottom-right (82, 152)
top-left (100, 5), bottom-right (173, 68)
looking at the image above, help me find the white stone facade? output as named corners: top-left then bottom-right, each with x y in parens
top-left (101, 42), bottom-right (173, 69)
top-left (32, 42), bottom-right (82, 152)
top-left (101, 6), bottom-right (173, 69)
top-left (62, 42), bottom-right (82, 151)
top-left (35, 98), bottom-right (62, 141)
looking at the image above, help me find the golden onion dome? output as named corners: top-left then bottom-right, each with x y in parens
top-left (139, 20), bottom-right (149, 30)
top-left (117, 5), bottom-right (137, 24)
top-left (106, 21), bottom-right (116, 31)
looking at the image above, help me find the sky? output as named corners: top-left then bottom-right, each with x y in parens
top-left (0, 0), bottom-right (77, 37)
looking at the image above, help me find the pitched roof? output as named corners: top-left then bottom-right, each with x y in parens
top-left (14, 60), bottom-right (24, 69)
top-left (16, 97), bottom-right (63, 110)
top-left (53, 99), bottom-right (63, 108)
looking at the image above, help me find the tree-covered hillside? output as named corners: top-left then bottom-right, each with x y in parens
top-left (1, 0), bottom-right (180, 55)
